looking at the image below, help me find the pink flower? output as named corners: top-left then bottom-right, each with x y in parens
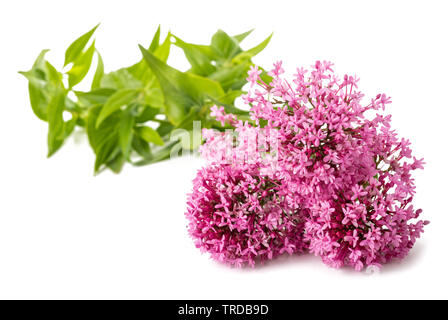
top-left (185, 164), bottom-right (306, 267)
top-left (246, 65), bottom-right (262, 86)
top-left (210, 105), bottom-right (237, 126)
top-left (186, 60), bottom-right (427, 270)
top-left (351, 185), bottom-right (368, 201)
top-left (268, 61), bottom-right (285, 77)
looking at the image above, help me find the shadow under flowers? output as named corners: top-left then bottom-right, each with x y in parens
top-left (210, 242), bottom-right (426, 275)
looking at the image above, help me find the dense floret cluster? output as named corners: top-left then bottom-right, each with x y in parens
top-left (186, 164), bottom-right (306, 267)
top-left (185, 61), bottom-right (428, 271)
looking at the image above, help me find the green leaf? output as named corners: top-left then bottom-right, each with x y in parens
top-left (96, 88), bottom-right (140, 127)
top-left (233, 33), bottom-right (273, 63)
top-left (119, 110), bottom-right (135, 158)
top-left (151, 142), bottom-right (177, 161)
top-left (91, 50), bottom-right (104, 90)
top-left (154, 32), bottom-right (171, 62)
top-left (245, 32), bottom-right (273, 57)
top-left (64, 114), bottom-right (78, 138)
top-left (211, 30), bottom-right (241, 60)
top-left (132, 135), bottom-right (152, 160)
top-left (127, 32), bottom-right (171, 86)
top-left (45, 61), bottom-right (63, 85)
top-left (86, 105), bottom-right (121, 173)
top-left (216, 90), bottom-right (246, 106)
top-left (134, 141), bottom-right (178, 166)
top-left (47, 88), bottom-right (66, 157)
top-left (173, 35), bottom-right (216, 76)
top-left (136, 105), bottom-right (159, 123)
top-left (135, 126), bottom-right (164, 146)
top-left (19, 50), bottom-right (64, 121)
top-left (107, 153), bottom-right (126, 173)
top-left (67, 41), bottom-right (96, 88)
top-left (32, 49), bottom-right (50, 71)
top-left (87, 105), bottom-right (118, 150)
top-left (149, 25), bottom-right (161, 53)
top-left (208, 93), bottom-right (249, 116)
top-left (143, 87), bottom-right (164, 109)
top-left (208, 62), bottom-right (251, 91)
top-left (64, 24), bottom-right (99, 67)
top-left (175, 105), bottom-right (201, 130)
top-left (22, 26), bottom-right (272, 174)
top-left (21, 50), bottom-right (77, 156)
top-left (139, 45), bottom-right (224, 125)
top-left (156, 122), bottom-right (174, 137)
top-left (101, 68), bottom-right (142, 90)
top-left (186, 44), bottom-right (217, 61)
top-left (27, 81), bottom-right (48, 120)
top-left (233, 29), bottom-right (254, 43)
top-left (94, 137), bottom-right (121, 173)
top-left (75, 88), bottom-right (116, 106)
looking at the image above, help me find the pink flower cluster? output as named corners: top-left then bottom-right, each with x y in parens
top-left (186, 164), bottom-right (305, 267)
top-left (210, 105), bottom-right (237, 127)
top-left (185, 61), bottom-right (428, 271)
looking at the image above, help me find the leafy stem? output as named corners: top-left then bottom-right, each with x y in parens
top-left (20, 25), bottom-right (272, 174)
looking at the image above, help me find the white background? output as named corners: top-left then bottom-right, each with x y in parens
top-left (0, 0), bottom-right (447, 299)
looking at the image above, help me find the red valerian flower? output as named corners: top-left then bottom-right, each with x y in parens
top-left (186, 60), bottom-right (428, 270)
top-left (185, 164), bottom-right (306, 267)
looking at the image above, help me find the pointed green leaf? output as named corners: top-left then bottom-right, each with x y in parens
top-left (67, 41), bottom-right (96, 88)
top-left (45, 61), bottom-right (63, 85)
top-left (19, 50), bottom-right (64, 121)
top-left (233, 33), bottom-right (273, 63)
top-left (33, 49), bottom-right (50, 70)
top-left (64, 24), bottom-right (99, 67)
top-left (173, 35), bottom-right (216, 76)
top-left (96, 88), bottom-right (140, 127)
top-left (245, 32), bottom-right (273, 57)
top-left (86, 105), bottom-right (121, 173)
top-left (126, 32), bottom-right (171, 87)
top-left (211, 30), bottom-right (242, 60)
top-left (135, 126), bottom-right (164, 146)
top-left (107, 153), bottom-right (125, 173)
top-left (149, 25), bottom-right (161, 53)
top-left (94, 137), bottom-right (120, 173)
top-left (75, 88), bottom-right (116, 106)
top-left (208, 62), bottom-right (251, 91)
top-left (26, 80), bottom-right (49, 121)
top-left (119, 110), bottom-right (135, 159)
top-left (233, 29), bottom-right (254, 43)
top-left (91, 50), bottom-right (104, 90)
top-left (47, 88), bottom-right (66, 157)
top-left (132, 135), bottom-right (152, 160)
top-left (139, 45), bottom-right (224, 125)
top-left (126, 61), bottom-right (148, 84)
top-left (87, 105), bottom-right (118, 150)
top-left (154, 32), bottom-right (171, 62)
